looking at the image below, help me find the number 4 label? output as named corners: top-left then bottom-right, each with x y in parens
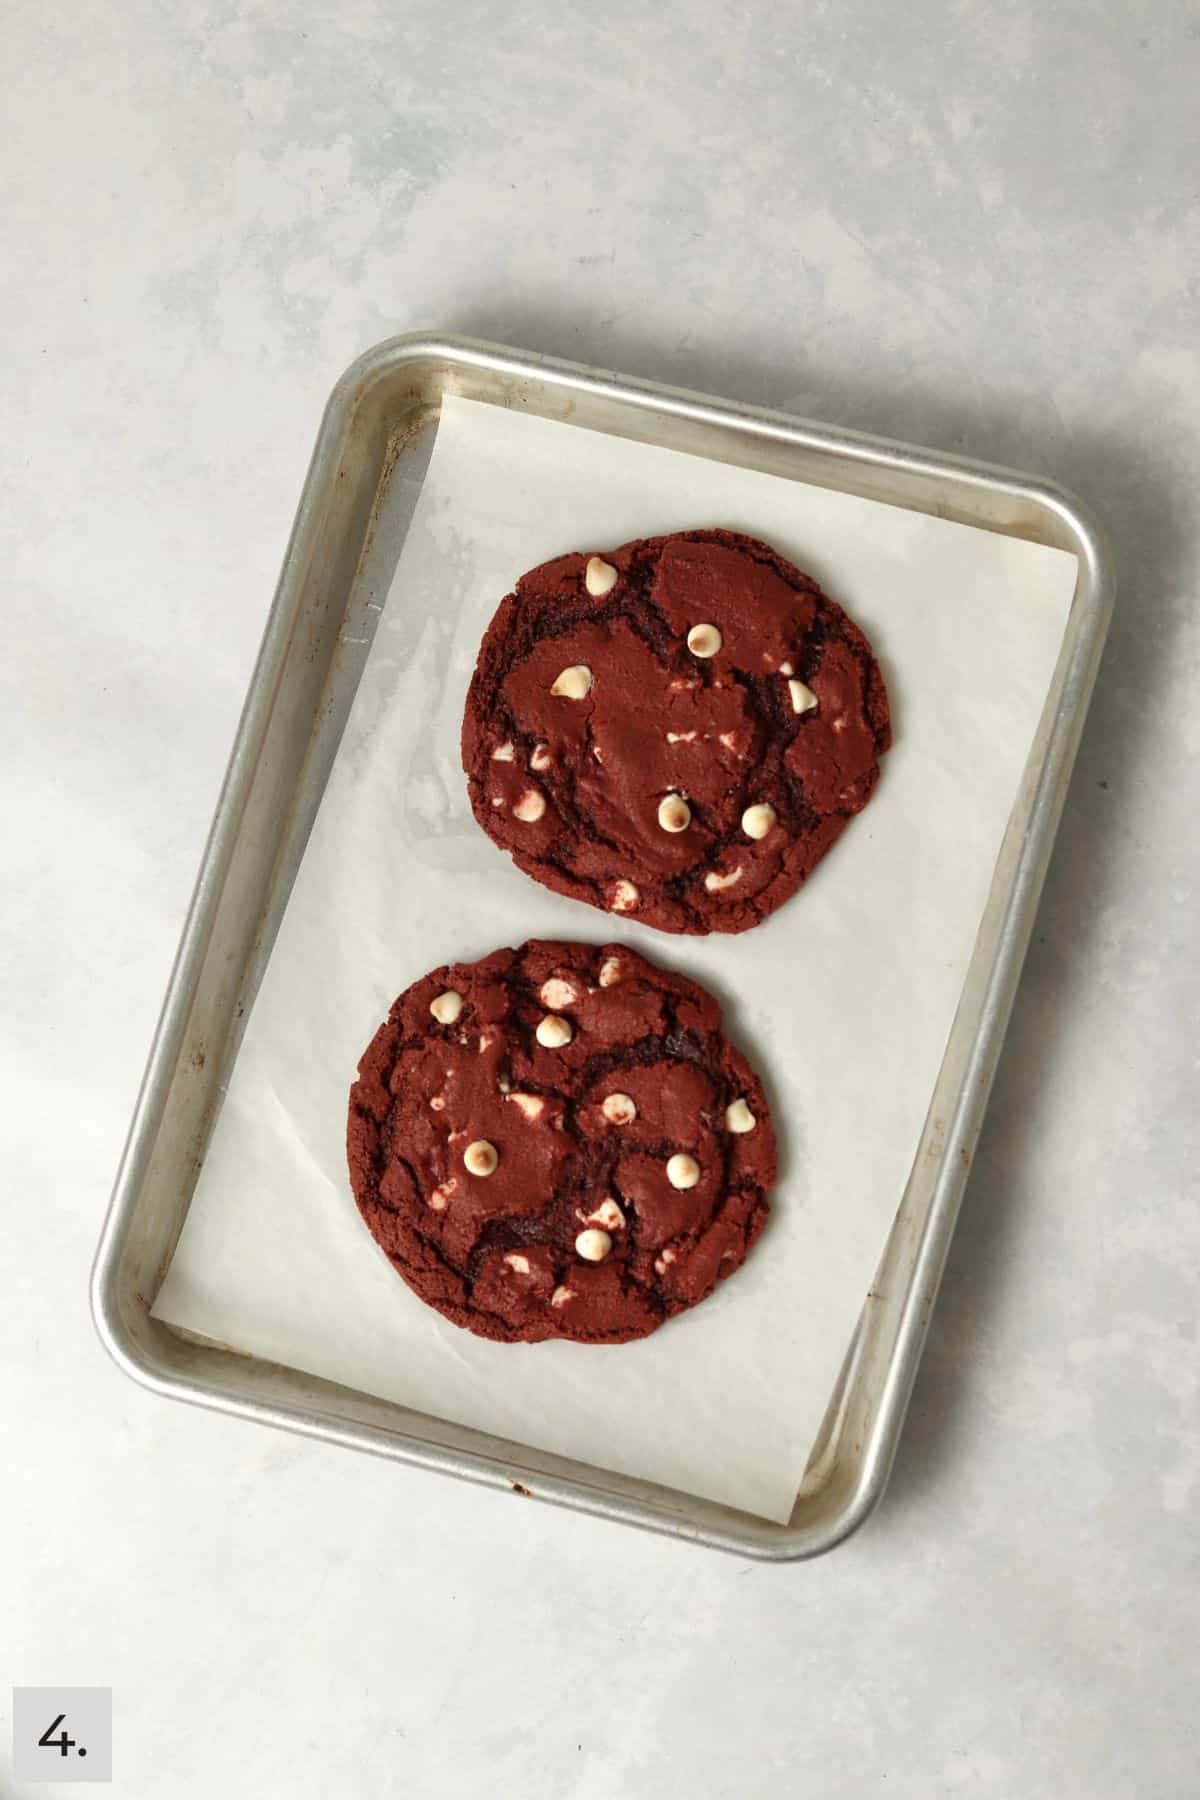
top-left (12, 1688), bottom-right (112, 1783)
top-left (39, 1711), bottom-right (79, 1756)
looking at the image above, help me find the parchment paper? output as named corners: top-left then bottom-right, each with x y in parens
top-left (153, 395), bottom-right (1077, 1522)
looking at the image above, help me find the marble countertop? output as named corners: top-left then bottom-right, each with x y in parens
top-left (4, 4), bottom-right (1197, 1795)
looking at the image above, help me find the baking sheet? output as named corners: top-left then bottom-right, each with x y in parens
top-left (153, 395), bottom-right (1077, 1522)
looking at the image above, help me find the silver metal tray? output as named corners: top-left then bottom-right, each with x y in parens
top-left (91, 334), bottom-right (1113, 1558)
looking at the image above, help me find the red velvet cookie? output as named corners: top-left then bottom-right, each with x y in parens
top-left (462, 529), bottom-right (891, 935)
top-left (347, 940), bottom-right (775, 1345)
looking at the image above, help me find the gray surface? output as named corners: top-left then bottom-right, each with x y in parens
top-left (3, 1), bottom-right (1197, 1794)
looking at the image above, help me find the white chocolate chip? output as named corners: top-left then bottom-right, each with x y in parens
top-left (741, 802), bottom-right (777, 840)
top-left (429, 989), bottom-right (464, 1024)
top-left (513, 787), bottom-right (546, 823)
top-left (584, 555), bottom-right (618, 596)
top-left (464, 1140), bottom-right (499, 1177)
top-left (780, 661), bottom-right (794, 676)
top-left (725, 1097), bottom-right (756, 1134)
top-left (609, 878), bottom-right (640, 913)
top-left (491, 741), bottom-right (515, 762)
top-left (666, 1153), bottom-right (701, 1189)
top-left (536, 1014), bottom-right (573, 1049)
top-left (718, 731), bottom-right (740, 751)
top-left (497, 1075), bottom-right (511, 1094)
top-left (666, 730), bottom-right (698, 744)
top-left (575, 1227), bottom-right (613, 1262)
top-left (601, 1092), bottom-right (637, 1126)
top-left (491, 795), bottom-right (505, 808)
top-left (430, 1095), bottom-right (446, 1112)
top-left (551, 664), bottom-right (593, 699)
top-left (540, 976), bottom-right (580, 1011)
top-left (657, 793), bottom-right (692, 833)
top-left (704, 866), bottom-right (743, 892)
top-left (507, 1092), bottom-right (546, 1121)
top-left (429, 1178), bottom-right (457, 1211)
top-left (788, 678), bottom-right (818, 715)
top-left (551, 1284), bottom-right (575, 1308)
top-left (591, 744), bottom-right (604, 763)
top-left (687, 623), bottom-right (722, 658)
top-left (654, 1248), bottom-right (677, 1274)
top-left (530, 743), bottom-right (553, 771)
top-left (477, 1026), bottom-right (500, 1054)
top-left (504, 1253), bottom-right (531, 1275)
top-left (585, 1198), bottom-right (625, 1232)
top-left (598, 956), bottom-right (624, 987)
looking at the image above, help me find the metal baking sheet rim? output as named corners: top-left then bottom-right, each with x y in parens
top-left (90, 334), bottom-right (1115, 1560)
